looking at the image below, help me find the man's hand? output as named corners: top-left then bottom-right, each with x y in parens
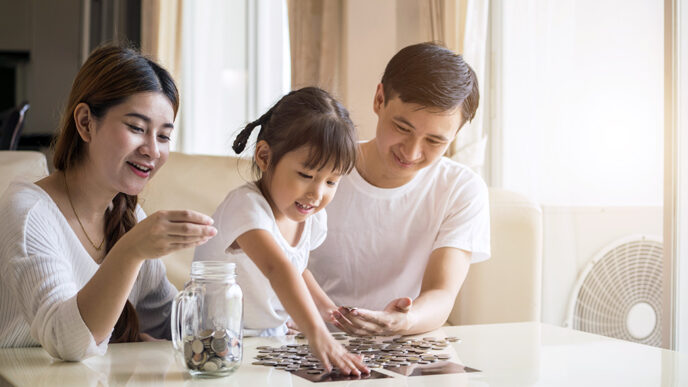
top-left (331, 297), bottom-right (414, 336)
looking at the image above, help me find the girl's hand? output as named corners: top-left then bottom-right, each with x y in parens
top-left (286, 319), bottom-right (301, 335)
top-left (307, 328), bottom-right (369, 376)
top-left (115, 210), bottom-right (216, 261)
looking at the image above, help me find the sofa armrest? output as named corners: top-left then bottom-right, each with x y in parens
top-left (0, 151), bottom-right (49, 196)
top-left (448, 188), bottom-right (543, 325)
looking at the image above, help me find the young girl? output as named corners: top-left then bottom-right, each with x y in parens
top-left (194, 87), bottom-right (367, 375)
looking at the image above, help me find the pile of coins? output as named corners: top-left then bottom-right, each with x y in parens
top-left (252, 332), bottom-right (461, 375)
top-left (183, 328), bottom-right (241, 374)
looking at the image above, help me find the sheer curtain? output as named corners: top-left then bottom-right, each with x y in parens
top-left (447, 0), bottom-right (489, 176)
top-left (428, 0), bottom-right (490, 176)
top-left (140, 0), bottom-right (184, 147)
top-left (142, 0), bottom-right (290, 155)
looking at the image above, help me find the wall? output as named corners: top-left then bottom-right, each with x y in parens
top-left (342, 0), bottom-right (434, 141)
top-left (341, 0), bottom-right (396, 141)
top-left (542, 206), bottom-right (662, 326)
top-left (0, 0), bottom-right (84, 136)
top-left (0, 0), bottom-right (139, 138)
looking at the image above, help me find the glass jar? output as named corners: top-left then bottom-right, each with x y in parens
top-left (171, 261), bottom-right (243, 377)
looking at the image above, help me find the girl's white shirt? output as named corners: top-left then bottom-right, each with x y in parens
top-left (193, 182), bottom-right (327, 336)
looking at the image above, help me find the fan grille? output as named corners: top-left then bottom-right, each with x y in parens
top-left (572, 237), bottom-right (663, 346)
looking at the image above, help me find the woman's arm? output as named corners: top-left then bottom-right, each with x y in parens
top-left (78, 210), bottom-right (215, 344)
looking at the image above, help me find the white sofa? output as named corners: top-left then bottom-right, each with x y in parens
top-left (1, 151), bottom-right (543, 325)
top-left (0, 151), bottom-right (49, 195)
top-left (140, 152), bottom-right (544, 325)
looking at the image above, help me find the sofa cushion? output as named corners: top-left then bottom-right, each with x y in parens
top-left (139, 152), bottom-right (252, 288)
top-left (0, 151), bottom-right (49, 196)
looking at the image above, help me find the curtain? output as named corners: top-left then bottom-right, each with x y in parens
top-left (287, 0), bottom-right (343, 98)
top-left (141, 0), bottom-right (185, 149)
top-left (428, 0), bottom-right (489, 176)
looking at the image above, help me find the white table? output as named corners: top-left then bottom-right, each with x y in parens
top-left (1, 322), bottom-right (686, 386)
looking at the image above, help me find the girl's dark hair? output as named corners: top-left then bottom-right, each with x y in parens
top-left (232, 87), bottom-right (358, 178)
top-left (52, 44), bottom-right (179, 343)
top-left (381, 42), bottom-right (479, 130)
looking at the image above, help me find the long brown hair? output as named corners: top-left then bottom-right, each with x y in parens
top-left (52, 45), bottom-right (179, 343)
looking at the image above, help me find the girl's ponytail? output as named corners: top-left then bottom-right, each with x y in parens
top-left (232, 107), bottom-right (275, 154)
top-left (232, 90), bottom-right (302, 154)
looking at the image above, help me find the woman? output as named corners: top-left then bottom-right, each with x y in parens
top-left (0, 45), bottom-right (216, 361)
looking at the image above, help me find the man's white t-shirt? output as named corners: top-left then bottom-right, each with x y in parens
top-left (194, 183), bottom-right (327, 336)
top-left (309, 156), bottom-right (490, 311)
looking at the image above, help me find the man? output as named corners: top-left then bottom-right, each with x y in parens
top-left (308, 42), bottom-right (490, 335)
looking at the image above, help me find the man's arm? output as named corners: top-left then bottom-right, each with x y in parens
top-left (332, 247), bottom-right (471, 335)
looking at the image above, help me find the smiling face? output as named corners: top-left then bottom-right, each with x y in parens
top-left (79, 91), bottom-right (175, 196)
top-left (258, 144), bottom-right (342, 223)
top-left (366, 83), bottom-right (464, 188)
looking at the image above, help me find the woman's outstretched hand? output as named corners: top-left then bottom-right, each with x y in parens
top-left (115, 210), bottom-right (216, 261)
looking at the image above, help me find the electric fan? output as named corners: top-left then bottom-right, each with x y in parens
top-left (565, 235), bottom-right (663, 346)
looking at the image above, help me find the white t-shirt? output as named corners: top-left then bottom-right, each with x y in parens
top-left (309, 156), bottom-right (490, 311)
top-left (193, 183), bottom-right (327, 336)
top-left (0, 181), bottom-right (177, 360)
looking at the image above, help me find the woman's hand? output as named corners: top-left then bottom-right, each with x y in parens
top-left (114, 210), bottom-right (216, 261)
top-left (331, 297), bottom-right (414, 336)
top-left (307, 328), bottom-right (369, 376)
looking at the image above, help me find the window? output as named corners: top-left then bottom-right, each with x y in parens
top-left (178, 0), bottom-right (290, 156)
top-left (490, 0), bottom-right (665, 339)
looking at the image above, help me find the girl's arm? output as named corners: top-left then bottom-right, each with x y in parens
top-left (236, 229), bottom-right (367, 375)
top-left (236, 230), bottom-right (330, 337)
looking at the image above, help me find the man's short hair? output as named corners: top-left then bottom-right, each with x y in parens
top-left (381, 42), bottom-right (479, 129)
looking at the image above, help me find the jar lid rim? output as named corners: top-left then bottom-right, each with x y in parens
top-left (190, 261), bottom-right (236, 278)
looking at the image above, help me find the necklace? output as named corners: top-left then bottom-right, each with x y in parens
top-left (64, 173), bottom-right (105, 251)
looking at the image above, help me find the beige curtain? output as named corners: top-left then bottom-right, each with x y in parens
top-left (141, 0), bottom-right (184, 80)
top-left (287, 0), bottom-right (343, 97)
top-left (140, 0), bottom-right (185, 148)
top-left (424, 0), bottom-right (488, 175)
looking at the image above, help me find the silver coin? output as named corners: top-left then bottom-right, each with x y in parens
top-left (203, 360), bottom-right (220, 372)
top-left (211, 337), bottom-right (228, 354)
top-left (191, 339), bottom-right (204, 354)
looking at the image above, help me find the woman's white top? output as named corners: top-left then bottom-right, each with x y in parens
top-left (0, 181), bottom-right (177, 360)
top-left (193, 183), bottom-right (327, 336)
